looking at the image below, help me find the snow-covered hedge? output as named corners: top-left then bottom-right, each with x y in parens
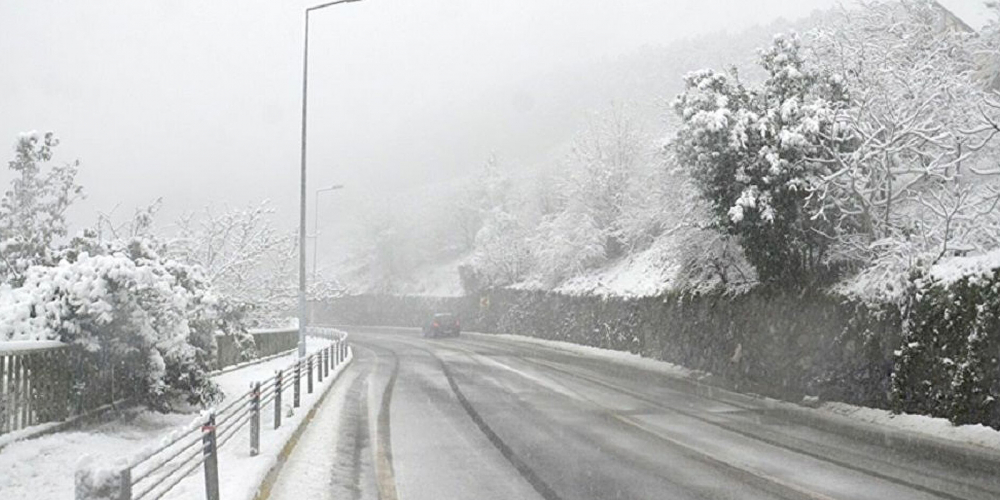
top-left (892, 252), bottom-right (1000, 428)
top-left (0, 237), bottom-right (222, 410)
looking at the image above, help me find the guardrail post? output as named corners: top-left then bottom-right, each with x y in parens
top-left (317, 351), bottom-right (324, 383)
top-left (202, 413), bottom-right (220, 500)
top-left (120, 468), bottom-right (131, 500)
top-left (294, 361), bottom-right (301, 408)
top-left (274, 370), bottom-right (283, 429)
top-left (250, 381), bottom-right (261, 456)
top-left (307, 356), bottom-right (313, 394)
top-left (324, 347), bottom-right (330, 377)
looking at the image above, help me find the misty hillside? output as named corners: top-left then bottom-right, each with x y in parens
top-left (334, 14), bottom-right (824, 297)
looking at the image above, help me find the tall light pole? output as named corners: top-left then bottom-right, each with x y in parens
top-left (313, 184), bottom-right (344, 282)
top-left (299, 0), bottom-right (363, 358)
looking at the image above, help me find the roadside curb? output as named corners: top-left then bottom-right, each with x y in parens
top-left (251, 348), bottom-right (354, 500)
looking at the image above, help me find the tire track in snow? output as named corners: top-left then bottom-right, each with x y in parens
top-left (328, 368), bottom-right (372, 500)
top-left (352, 341), bottom-right (400, 500)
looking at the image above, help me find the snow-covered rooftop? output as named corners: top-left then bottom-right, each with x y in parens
top-left (936, 0), bottom-right (997, 31)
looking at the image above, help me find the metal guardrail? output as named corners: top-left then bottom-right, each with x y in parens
top-left (75, 328), bottom-right (350, 500)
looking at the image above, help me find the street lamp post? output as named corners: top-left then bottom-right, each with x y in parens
top-left (299, 0), bottom-right (363, 358)
top-left (313, 184), bottom-right (344, 282)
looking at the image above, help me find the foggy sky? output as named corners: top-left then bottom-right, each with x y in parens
top-left (0, 0), bottom-right (841, 248)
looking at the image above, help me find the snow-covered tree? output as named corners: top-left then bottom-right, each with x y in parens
top-left (673, 33), bottom-right (851, 286)
top-left (567, 107), bottom-right (648, 259)
top-left (463, 155), bottom-right (534, 289)
top-left (171, 201), bottom-right (296, 325)
top-left (469, 206), bottom-right (532, 288)
top-left (805, 0), bottom-right (1000, 299)
top-left (0, 132), bottom-right (83, 285)
top-left (526, 107), bottom-right (663, 285)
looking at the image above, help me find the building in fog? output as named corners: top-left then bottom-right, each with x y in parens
top-left (935, 0), bottom-right (1000, 89)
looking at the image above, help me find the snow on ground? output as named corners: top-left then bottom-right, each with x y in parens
top-left (467, 331), bottom-right (1000, 454)
top-left (554, 242), bottom-right (682, 297)
top-left (0, 407), bottom-right (194, 498)
top-left (0, 337), bottom-right (348, 500)
top-left (508, 234), bottom-right (685, 298)
top-left (265, 361), bottom-right (365, 500)
top-left (820, 402), bottom-right (1000, 451)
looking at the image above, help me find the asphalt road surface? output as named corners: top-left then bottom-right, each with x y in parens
top-left (265, 327), bottom-right (1000, 500)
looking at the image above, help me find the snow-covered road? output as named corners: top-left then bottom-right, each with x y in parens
top-left (262, 328), bottom-right (1000, 500)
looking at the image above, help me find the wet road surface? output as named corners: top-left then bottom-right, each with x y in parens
top-left (266, 327), bottom-right (1000, 500)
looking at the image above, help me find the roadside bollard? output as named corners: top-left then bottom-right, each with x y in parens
top-left (307, 356), bottom-right (313, 394)
top-left (274, 370), bottom-right (283, 429)
top-left (202, 413), bottom-right (220, 500)
top-left (250, 381), bottom-right (261, 456)
top-left (294, 361), bottom-right (301, 408)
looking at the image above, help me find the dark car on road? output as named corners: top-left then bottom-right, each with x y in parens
top-left (422, 313), bottom-right (460, 338)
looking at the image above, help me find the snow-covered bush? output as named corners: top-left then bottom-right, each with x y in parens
top-left (0, 234), bottom-right (222, 410)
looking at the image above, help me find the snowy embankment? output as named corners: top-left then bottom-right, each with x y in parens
top-left (466, 331), bottom-right (1000, 454)
top-left (0, 337), bottom-right (352, 500)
